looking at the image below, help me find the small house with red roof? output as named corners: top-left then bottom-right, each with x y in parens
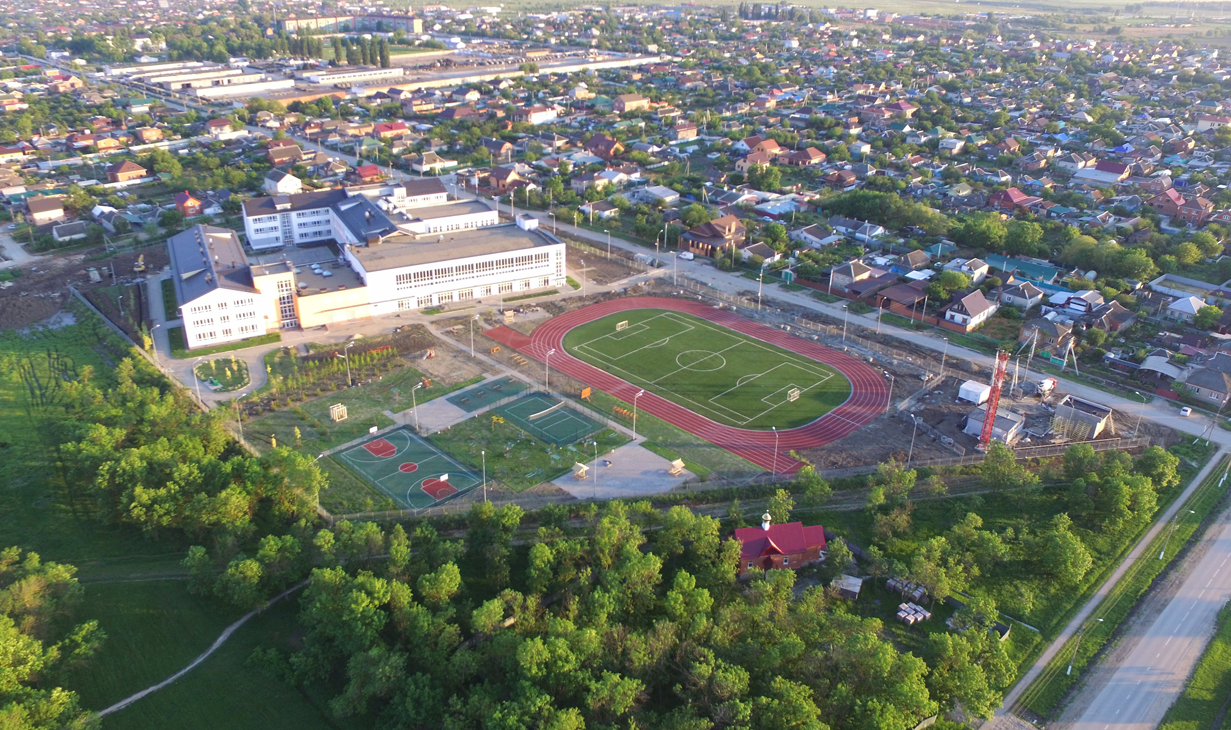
top-left (175, 191), bottom-right (202, 217)
top-left (731, 513), bottom-right (827, 577)
top-left (355, 164), bottom-right (384, 183)
top-left (987, 187), bottom-right (1041, 213)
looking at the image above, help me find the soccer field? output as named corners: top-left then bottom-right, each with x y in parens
top-left (561, 309), bottom-right (852, 430)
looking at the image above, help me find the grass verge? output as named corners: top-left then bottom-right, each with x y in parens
top-left (167, 325), bottom-right (281, 358)
top-left (159, 277), bottom-right (178, 317)
top-left (1159, 602), bottom-right (1231, 730)
top-left (1020, 456), bottom-right (1230, 717)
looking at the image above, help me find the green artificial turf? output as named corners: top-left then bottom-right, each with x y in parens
top-left (561, 309), bottom-right (851, 430)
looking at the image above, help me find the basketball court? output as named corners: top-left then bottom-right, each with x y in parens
top-left (334, 426), bottom-right (482, 509)
top-left (492, 393), bottom-right (606, 446)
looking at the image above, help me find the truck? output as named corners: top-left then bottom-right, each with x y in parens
top-left (1036, 378), bottom-right (1057, 397)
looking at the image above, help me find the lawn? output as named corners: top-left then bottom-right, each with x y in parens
top-left (1159, 603), bottom-right (1231, 730)
top-left (167, 325), bottom-right (281, 358)
top-left (562, 309), bottom-right (852, 430)
top-left (430, 413), bottom-right (628, 491)
top-left (0, 307), bottom-right (337, 727)
top-left (194, 357), bottom-right (250, 392)
top-left (160, 277), bottom-right (178, 318)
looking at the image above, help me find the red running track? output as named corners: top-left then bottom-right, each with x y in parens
top-left (486, 297), bottom-right (889, 473)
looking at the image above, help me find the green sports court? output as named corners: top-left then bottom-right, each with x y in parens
top-left (445, 375), bottom-right (528, 412)
top-left (334, 427), bottom-right (482, 509)
top-left (492, 393), bottom-right (606, 445)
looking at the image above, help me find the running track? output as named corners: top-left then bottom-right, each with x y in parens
top-left (486, 297), bottom-right (889, 473)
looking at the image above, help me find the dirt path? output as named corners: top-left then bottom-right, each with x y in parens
top-left (95, 580), bottom-right (308, 718)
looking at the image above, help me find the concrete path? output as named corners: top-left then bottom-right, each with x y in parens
top-left (982, 451), bottom-right (1228, 729)
top-left (0, 229), bottom-right (37, 270)
top-left (553, 440), bottom-right (694, 500)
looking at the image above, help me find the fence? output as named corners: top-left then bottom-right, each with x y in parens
top-left (68, 284), bottom-right (209, 414)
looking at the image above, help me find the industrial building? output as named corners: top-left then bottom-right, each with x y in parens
top-left (1050, 395), bottom-right (1113, 441)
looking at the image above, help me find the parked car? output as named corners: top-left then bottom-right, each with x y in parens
top-left (677, 251), bottom-right (695, 260)
top-left (1180, 407), bottom-right (1193, 417)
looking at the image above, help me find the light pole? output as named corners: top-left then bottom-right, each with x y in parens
top-left (655, 231), bottom-right (661, 261)
top-left (481, 450), bottom-right (487, 503)
top-left (550, 211), bottom-right (556, 234)
top-left (545, 347), bottom-right (556, 391)
top-left (841, 304), bottom-right (849, 342)
top-left (192, 355), bottom-right (205, 403)
top-left (886, 373), bottom-right (895, 413)
top-left (771, 426), bottom-right (779, 477)
top-left (470, 314), bottom-right (479, 357)
top-left (592, 439), bottom-right (599, 499)
top-left (579, 258), bottom-right (586, 298)
top-left (1161, 510), bottom-right (1196, 559)
top-left (1132, 391), bottom-right (1147, 438)
top-left (633, 389), bottom-right (644, 439)
top-left (908, 414), bottom-right (919, 463)
top-left (337, 341), bottom-right (355, 386)
top-left (605, 229), bottom-right (611, 259)
top-left (940, 337), bottom-right (949, 378)
top-left (410, 381), bottom-right (423, 432)
top-left (1067, 618), bottom-right (1103, 675)
top-left (876, 302), bottom-right (883, 334)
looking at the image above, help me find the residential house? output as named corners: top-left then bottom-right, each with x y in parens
top-left (828, 261), bottom-right (874, 292)
top-left (1167, 296), bottom-right (1206, 323)
top-left (731, 515), bottom-right (827, 577)
top-left (480, 138), bottom-right (514, 163)
top-left (373, 121), bottom-right (410, 139)
top-left (945, 290), bottom-right (999, 330)
top-left (584, 134), bottom-right (624, 160)
top-left (264, 169), bottom-right (303, 196)
top-left (489, 165), bottom-right (523, 193)
top-left (410, 151), bottom-right (458, 174)
top-left (1179, 197), bottom-right (1215, 227)
top-left (668, 122), bottom-right (698, 142)
top-left (1019, 318), bottom-right (1073, 351)
top-left (133, 127), bottom-right (162, 144)
top-left (1000, 281), bottom-right (1045, 310)
top-left (783, 147), bottom-right (827, 167)
top-left (987, 187), bottom-right (1041, 213)
top-left (266, 143), bottom-right (302, 166)
top-left (614, 93), bottom-right (650, 113)
top-left (1186, 367), bottom-right (1231, 406)
top-left (206, 119), bottom-right (233, 139)
top-left (513, 106), bottom-right (558, 125)
top-left (174, 191), bottom-right (202, 217)
top-left (27, 196), bottom-right (65, 226)
top-left (1149, 188), bottom-right (1186, 217)
top-left (680, 214), bottom-right (747, 257)
top-left (106, 160), bottom-right (147, 183)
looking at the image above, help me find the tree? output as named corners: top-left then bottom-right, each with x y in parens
top-left (1039, 514), bottom-right (1093, 586)
top-left (1005, 220), bottom-right (1043, 256)
top-left (766, 489), bottom-right (794, 525)
top-left (1135, 446), bottom-right (1180, 489)
top-left (681, 203), bottom-right (713, 228)
top-left (981, 441), bottom-right (1039, 492)
top-left (796, 465), bottom-right (831, 505)
top-left (1174, 241), bottom-right (1203, 265)
top-left (1191, 231), bottom-right (1224, 258)
top-left (160, 209), bottom-right (185, 229)
top-left (953, 212), bottom-right (1007, 251)
top-left (1195, 305), bottom-right (1223, 330)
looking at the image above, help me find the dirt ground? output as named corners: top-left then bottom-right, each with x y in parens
top-left (413, 342), bottom-right (490, 385)
top-left (567, 246), bottom-right (641, 286)
top-left (0, 245), bottom-right (169, 331)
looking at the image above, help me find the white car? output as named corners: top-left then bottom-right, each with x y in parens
top-left (5, 223), bottom-right (15, 230)
top-left (677, 251), bottom-right (695, 260)
top-left (1180, 407), bottom-right (1193, 417)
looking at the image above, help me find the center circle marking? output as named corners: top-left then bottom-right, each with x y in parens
top-left (676, 349), bottom-right (727, 372)
top-left (399, 462), bottom-right (419, 473)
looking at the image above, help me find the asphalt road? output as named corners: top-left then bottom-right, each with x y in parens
top-left (1060, 479), bottom-right (1231, 730)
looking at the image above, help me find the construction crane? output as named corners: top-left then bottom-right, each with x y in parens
top-left (978, 351), bottom-right (1011, 451)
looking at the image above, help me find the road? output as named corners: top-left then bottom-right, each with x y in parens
top-left (0, 229), bottom-right (36, 269)
top-left (1058, 468), bottom-right (1231, 730)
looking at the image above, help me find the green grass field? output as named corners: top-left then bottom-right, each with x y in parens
top-left (562, 309), bottom-right (851, 430)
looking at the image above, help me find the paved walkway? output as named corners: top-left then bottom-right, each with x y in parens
top-left (553, 439), bottom-right (694, 499)
top-left (0, 229), bottom-right (37, 270)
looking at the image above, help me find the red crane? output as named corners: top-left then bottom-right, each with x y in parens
top-left (978, 351), bottom-right (1011, 450)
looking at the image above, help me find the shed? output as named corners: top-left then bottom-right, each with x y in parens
top-left (833, 574), bottom-right (864, 600)
top-left (958, 380), bottom-right (992, 405)
top-left (572, 462), bottom-right (589, 480)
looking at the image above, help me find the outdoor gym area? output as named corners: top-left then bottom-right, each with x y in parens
top-left (334, 426), bottom-right (482, 510)
top-left (445, 375), bottom-right (528, 412)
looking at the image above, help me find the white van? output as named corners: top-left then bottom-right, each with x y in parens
top-left (677, 251), bottom-right (695, 260)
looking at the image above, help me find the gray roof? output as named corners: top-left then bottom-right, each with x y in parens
top-left (243, 188), bottom-right (397, 243)
top-left (167, 225), bottom-right (254, 307)
top-left (348, 223), bottom-right (555, 275)
top-left (402, 178), bottom-right (448, 198)
top-left (242, 188), bottom-right (348, 218)
top-left (1188, 367), bottom-right (1231, 395)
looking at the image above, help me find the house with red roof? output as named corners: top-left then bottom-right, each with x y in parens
top-left (175, 191), bottom-right (202, 217)
top-left (731, 514), bottom-right (827, 577)
top-left (987, 187), bottom-right (1041, 213)
top-left (355, 164), bottom-right (384, 183)
top-left (373, 121), bottom-right (409, 139)
top-left (1149, 188), bottom-right (1186, 218)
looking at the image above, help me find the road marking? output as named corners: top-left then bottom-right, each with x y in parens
top-left (1166, 636), bottom-right (1173, 646)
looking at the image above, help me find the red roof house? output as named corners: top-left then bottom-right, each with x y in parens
top-left (987, 186), bottom-right (1041, 213)
top-left (355, 164), bottom-right (383, 182)
top-left (731, 515), bottom-right (827, 577)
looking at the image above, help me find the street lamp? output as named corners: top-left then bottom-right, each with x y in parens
top-left (605, 228), bottom-right (611, 259)
top-left (1133, 391), bottom-right (1145, 437)
top-left (1067, 618), bottom-right (1103, 676)
top-left (481, 450), bottom-right (487, 503)
top-left (1160, 510), bottom-right (1196, 560)
top-left (470, 314), bottom-right (480, 357)
top-left (410, 381), bottom-right (423, 433)
top-left (655, 231), bottom-right (661, 260)
top-left (771, 426), bottom-right (779, 477)
top-left (908, 414), bottom-right (919, 463)
top-left (545, 347), bottom-right (556, 391)
top-left (336, 341), bottom-right (355, 386)
top-left (886, 373), bottom-right (895, 413)
top-left (633, 389), bottom-right (644, 439)
top-left (592, 439), bottom-right (599, 499)
top-left (841, 304), bottom-right (849, 342)
top-left (941, 337), bottom-right (949, 378)
top-left (192, 355), bottom-right (205, 403)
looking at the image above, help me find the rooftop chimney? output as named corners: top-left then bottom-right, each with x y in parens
top-left (761, 512), bottom-right (772, 531)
